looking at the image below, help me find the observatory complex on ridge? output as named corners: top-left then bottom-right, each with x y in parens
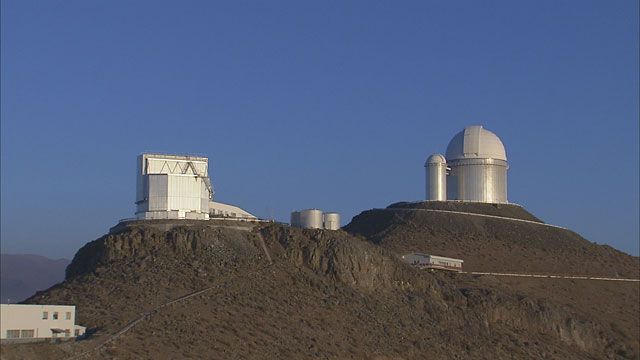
top-left (133, 153), bottom-right (340, 226)
top-left (135, 153), bottom-right (256, 220)
top-left (426, 126), bottom-right (509, 203)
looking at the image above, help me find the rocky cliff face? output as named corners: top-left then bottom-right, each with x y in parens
top-left (66, 223), bottom-right (262, 280)
top-left (2, 213), bottom-right (637, 360)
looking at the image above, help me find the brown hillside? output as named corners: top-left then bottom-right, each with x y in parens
top-left (0, 213), bottom-right (637, 360)
top-left (344, 203), bottom-right (638, 278)
top-left (387, 201), bottom-right (544, 222)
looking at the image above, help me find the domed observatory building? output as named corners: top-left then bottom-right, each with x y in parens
top-left (425, 125), bottom-right (509, 203)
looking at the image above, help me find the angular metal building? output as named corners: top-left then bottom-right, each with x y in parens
top-left (135, 154), bottom-right (213, 220)
top-left (134, 153), bottom-right (257, 221)
top-left (425, 125), bottom-right (509, 203)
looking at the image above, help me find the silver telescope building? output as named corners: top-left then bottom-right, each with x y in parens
top-left (425, 154), bottom-right (447, 201)
top-left (425, 125), bottom-right (508, 203)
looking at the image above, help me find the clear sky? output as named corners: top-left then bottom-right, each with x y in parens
top-left (1, 1), bottom-right (638, 259)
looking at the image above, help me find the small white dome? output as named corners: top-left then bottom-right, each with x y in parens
top-left (445, 126), bottom-right (507, 161)
top-left (425, 153), bottom-right (447, 166)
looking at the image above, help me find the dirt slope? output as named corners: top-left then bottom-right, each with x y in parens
top-left (344, 202), bottom-right (637, 278)
top-left (1, 208), bottom-right (638, 360)
top-left (387, 201), bottom-right (544, 222)
top-left (344, 202), bottom-right (640, 358)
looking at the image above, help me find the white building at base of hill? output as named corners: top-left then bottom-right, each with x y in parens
top-left (0, 304), bottom-right (86, 342)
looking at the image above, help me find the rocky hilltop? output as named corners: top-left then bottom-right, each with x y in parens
top-left (345, 201), bottom-right (637, 277)
top-left (1, 205), bottom-right (638, 360)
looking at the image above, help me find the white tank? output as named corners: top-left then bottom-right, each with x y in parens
top-left (445, 126), bottom-right (508, 203)
top-left (425, 154), bottom-right (447, 201)
top-left (323, 213), bottom-right (341, 230)
top-left (298, 209), bottom-right (323, 229)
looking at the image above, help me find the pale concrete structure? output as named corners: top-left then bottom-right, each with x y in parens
top-left (0, 304), bottom-right (86, 342)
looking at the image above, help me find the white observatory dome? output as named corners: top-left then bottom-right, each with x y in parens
top-left (425, 153), bottom-right (446, 166)
top-left (445, 125), bottom-right (507, 161)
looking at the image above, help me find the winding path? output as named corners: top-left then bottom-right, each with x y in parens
top-left (64, 230), bottom-right (275, 360)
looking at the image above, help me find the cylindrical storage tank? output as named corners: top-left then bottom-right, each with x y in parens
top-left (290, 211), bottom-right (301, 228)
top-left (323, 213), bottom-right (341, 230)
top-left (299, 209), bottom-right (323, 229)
top-left (447, 158), bottom-right (508, 203)
top-left (425, 154), bottom-right (447, 201)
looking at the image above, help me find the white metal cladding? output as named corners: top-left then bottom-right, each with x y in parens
top-left (200, 181), bottom-right (210, 214)
top-left (166, 175), bottom-right (203, 211)
top-left (425, 154), bottom-right (447, 201)
top-left (135, 154), bottom-right (213, 219)
top-left (323, 213), bottom-right (341, 230)
top-left (445, 126), bottom-right (507, 161)
top-left (143, 155), bottom-right (209, 176)
top-left (147, 175), bottom-right (168, 211)
top-left (447, 158), bottom-right (508, 203)
top-left (299, 209), bottom-right (323, 229)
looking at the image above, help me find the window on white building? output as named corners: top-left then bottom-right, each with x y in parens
top-left (66, 312), bottom-right (71, 320)
top-left (53, 312), bottom-right (59, 320)
top-left (6, 330), bottom-right (20, 338)
top-left (21, 330), bottom-right (34, 338)
top-left (42, 311), bottom-right (48, 319)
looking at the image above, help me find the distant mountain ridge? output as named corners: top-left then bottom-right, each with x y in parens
top-left (0, 253), bottom-right (70, 303)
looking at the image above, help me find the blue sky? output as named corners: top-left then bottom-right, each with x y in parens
top-left (2, 1), bottom-right (638, 258)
